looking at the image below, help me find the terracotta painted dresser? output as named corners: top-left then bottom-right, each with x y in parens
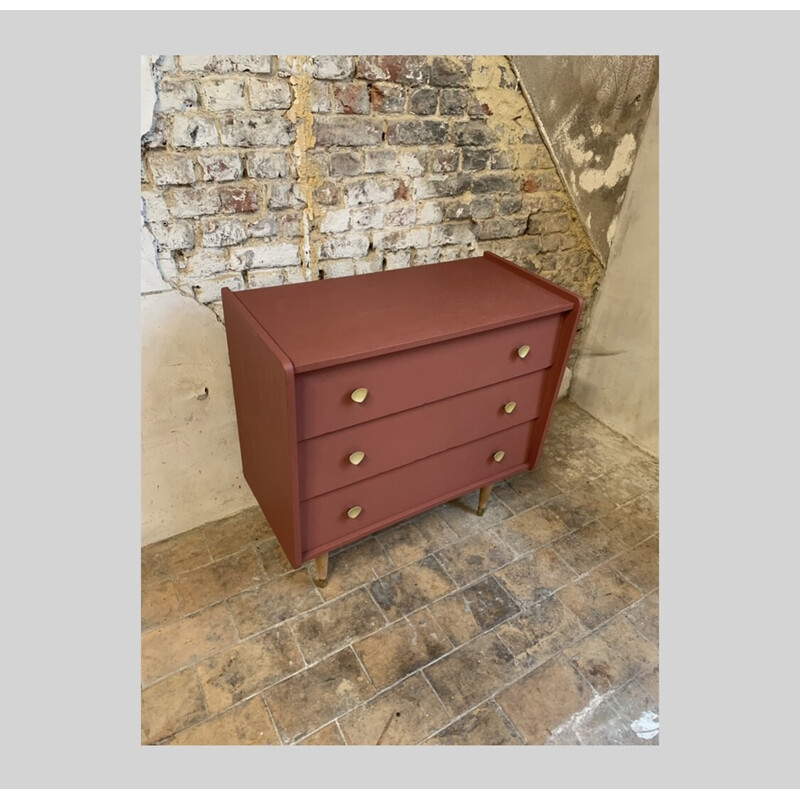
top-left (221, 252), bottom-right (583, 586)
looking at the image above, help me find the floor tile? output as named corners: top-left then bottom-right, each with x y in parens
top-left (565, 615), bottom-right (659, 693)
top-left (377, 510), bottom-right (458, 569)
top-left (434, 530), bottom-right (515, 587)
top-left (227, 570), bottom-right (323, 637)
top-left (609, 535), bottom-right (659, 593)
top-left (174, 547), bottom-right (266, 615)
top-left (495, 654), bottom-right (594, 745)
top-left (339, 673), bottom-right (450, 746)
top-left (368, 555), bottom-right (456, 621)
top-left (556, 563), bottom-right (642, 631)
top-left (491, 479), bottom-right (537, 515)
top-left (140, 398), bottom-right (658, 749)
top-left (424, 701), bottom-right (524, 745)
top-left (196, 626), bottom-right (304, 714)
top-left (202, 506), bottom-right (271, 560)
top-left (437, 491), bottom-right (512, 538)
top-left (600, 492), bottom-right (658, 548)
top-left (540, 424), bottom-right (602, 463)
top-left (504, 469), bottom-right (563, 507)
top-left (496, 505), bottom-right (570, 555)
top-left (429, 575), bottom-right (520, 647)
top-left (141, 547), bottom-right (170, 586)
top-left (550, 519), bottom-right (622, 576)
top-left (545, 728), bottom-right (581, 746)
top-left (141, 603), bottom-right (239, 686)
top-left (353, 609), bottom-right (452, 691)
top-left (166, 696), bottom-right (280, 746)
top-left (141, 579), bottom-right (181, 631)
top-left (146, 527), bottom-right (212, 576)
top-left (638, 665), bottom-right (659, 703)
top-left (141, 668), bottom-right (207, 744)
top-left (608, 678), bottom-right (660, 745)
top-left (424, 632), bottom-right (521, 718)
top-left (290, 588), bottom-right (386, 664)
top-left (626, 591), bottom-right (659, 644)
top-left (590, 463), bottom-right (657, 506)
top-left (494, 548), bottom-right (578, 605)
top-left (253, 535), bottom-right (296, 581)
top-left (263, 648), bottom-right (375, 744)
top-left (296, 722), bottom-right (345, 746)
top-left (570, 697), bottom-right (639, 745)
top-left (582, 436), bottom-right (654, 475)
top-left (549, 447), bottom-right (608, 485)
top-left (543, 480), bottom-right (619, 531)
top-left (496, 595), bottom-right (586, 670)
top-left (316, 537), bottom-right (395, 600)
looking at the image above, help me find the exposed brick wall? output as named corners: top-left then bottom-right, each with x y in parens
top-left (141, 55), bottom-right (605, 342)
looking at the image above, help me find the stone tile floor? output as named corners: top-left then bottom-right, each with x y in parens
top-left (141, 399), bottom-right (659, 746)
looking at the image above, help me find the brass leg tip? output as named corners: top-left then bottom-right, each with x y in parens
top-left (314, 578), bottom-right (328, 589)
top-left (476, 507), bottom-right (485, 517)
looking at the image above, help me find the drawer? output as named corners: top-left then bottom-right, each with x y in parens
top-left (295, 314), bottom-right (563, 440)
top-left (299, 370), bottom-right (548, 500)
top-left (300, 420), bottom-right (533, 554)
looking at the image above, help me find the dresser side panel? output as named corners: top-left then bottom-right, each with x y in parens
top-left (221, 288), bottom-right (302, 568)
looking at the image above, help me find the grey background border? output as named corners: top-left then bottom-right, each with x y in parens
top-left (1, 8), bottom-right (798, 790)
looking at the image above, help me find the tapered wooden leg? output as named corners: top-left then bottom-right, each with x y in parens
top-left (477, 483), bottom-right (494, 516)
top-left (314, 552), bottom-right (329, 588)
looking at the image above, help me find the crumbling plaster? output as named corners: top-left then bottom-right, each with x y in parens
top-left (510, 56), bottom-right (658, 265)
top-left (570, 85), bottom-right (659, 455)
top-left (141, 57), bottom-right (255, 546)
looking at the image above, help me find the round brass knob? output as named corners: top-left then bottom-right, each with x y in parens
top-left (347, 505), bottom-right (362, 519)
top-left (517, 345), bottom-right (531, 359)
top-left (504, 401), bottom-right (517, 414)
top-left (350, 387), bottom-right (369, 403)
top-left (493, 450), bottom-right (505, 462)
top-left (348, 451), bottom-right (365, 466)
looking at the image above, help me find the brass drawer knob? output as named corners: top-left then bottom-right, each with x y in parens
top-left (493, 450), bottom-right (506, 462)
top-left (347, 505), bottom-right (363, 519)
top-left (504, 401), bottom-right (517, 414)
top-left (348, 451), bottom-right (365, 466)
top-left (517, 344), bottom-right (531, 359)
top-left (350, 387), bottom-right (369, 403)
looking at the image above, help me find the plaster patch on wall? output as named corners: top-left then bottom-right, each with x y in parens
top-left (471, 56), bottom-right (532, 145)
top-left (141, 223), bottom-right (170, 293)
top-left (578, 132), bottom-right (637, 193)
top-left (606, 215), bottom-right (618, 248)
top-left (631, 710), bottom-right (659, 740)
top-left (141, 56), bottom-right (157, 137)
top-left (563, 132), bottom-right (595, 168)
top-left (285, 58), bottom-right (322, 281)
top-left (511, 55), bottom-right (658, 266)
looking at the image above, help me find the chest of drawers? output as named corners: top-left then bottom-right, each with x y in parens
top-left (221, 251), bottom-right (583, 586)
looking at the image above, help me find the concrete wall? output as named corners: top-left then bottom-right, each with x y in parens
top-left (140, 54), bottom-right (610, 546)
top-left (570, 86), bottom-right (659, 455)
top-left (510, 56), bottom-right (658, 266)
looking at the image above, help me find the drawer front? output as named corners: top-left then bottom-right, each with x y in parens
top-left (299, 370), bottom-right (548, 500)
top-left (300, 421), bottom-right (533, 553)
top-left (295, 314), bottom-right (563, 440)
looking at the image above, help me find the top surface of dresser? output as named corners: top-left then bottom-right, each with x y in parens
top-left (234, 253), bottom-right (574, 372)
